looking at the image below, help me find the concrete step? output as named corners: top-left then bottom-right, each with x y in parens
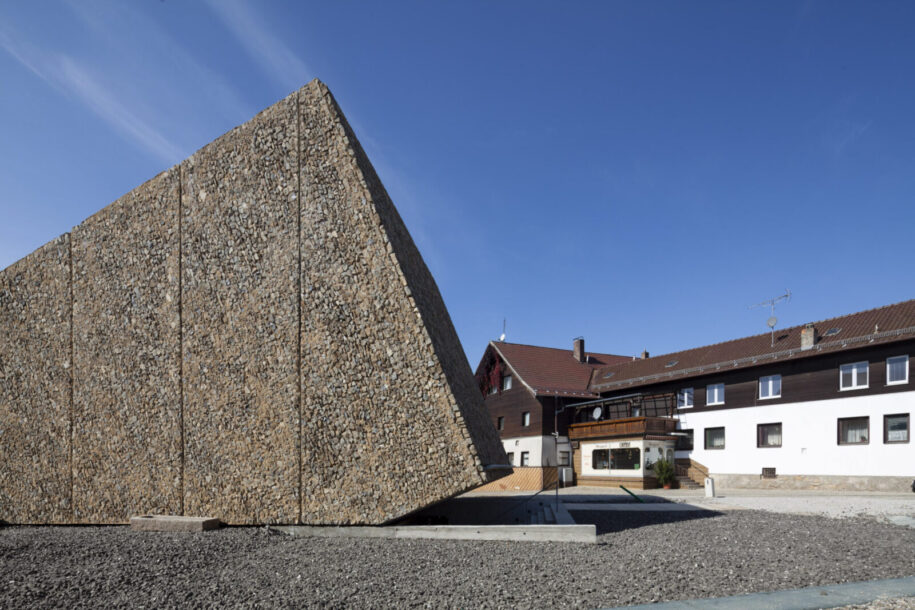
top-left (675, 476), bottom-right (703, 490)
top-left (543, 505), bottom-right (556, 524)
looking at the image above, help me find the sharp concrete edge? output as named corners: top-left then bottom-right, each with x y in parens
top-left (272, 524), bottom-right (596, 543)
top-left (614, 576), bottom-right (915, 610)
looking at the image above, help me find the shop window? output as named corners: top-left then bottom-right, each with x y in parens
top-left (704, 427), bottom-right (725, 449)
top-left (884, 413), bottom-right (909, 443)
top-left (757, 423), bottom-right (782, 447)
top-left (838, 416), bottom-right (869, 445)
top-left (610, 448), bottom-right (641, 470)
top-left (592, 449), bottom-right (610, 470)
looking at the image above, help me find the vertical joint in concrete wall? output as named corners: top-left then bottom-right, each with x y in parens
top-left (178, 167), bottom-right (185, 516)
top-left (295, 91), bottom-right (304, 525)
top-left (68, 233), bottom-right (75, 521)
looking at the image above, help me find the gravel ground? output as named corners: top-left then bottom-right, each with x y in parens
top-left (3, 509), bottom-right (915, 609)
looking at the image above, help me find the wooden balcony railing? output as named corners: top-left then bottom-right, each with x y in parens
top-left (568, 416), bottom-right (677, 441)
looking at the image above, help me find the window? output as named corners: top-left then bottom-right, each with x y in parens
top-left (675, 429), bottom-right (694, 451)
top-left (884, 414), bottom-right (909, 443)
top-left (610, 448), bottom-right (641, 470)
top-left (520, 451), bottom-right (530, 466)
top-left (706, 383), bottom-right (725, 406)
top-left (886, 356), bottom-right (909, 385)
top-left (838, 416), bottom-right (869, 445)
top-left (592, 449), bottom-right (610, 470)
top-left (704, 427), bottom-right (725, 449)
top-left (757, 423), bottom-right (782, 448)
top-left (759, 375), bottom-right (781, 400)
top-left (496, 416), bottom-right (504, 431)
top-left (558, 451), bottom-right (570, 466)
top-left (506, 452), bottom-right (514, 466)
top-left (840, 361), bottom-right (869, 390)
top-left (502, 374), bottom-right (513, 391)
top-left (677, 388), bottom-right (694, 409)
top-left (487, 384), bottom-right (498, 395)
top-left (521, 412), bottom-right (530, 427)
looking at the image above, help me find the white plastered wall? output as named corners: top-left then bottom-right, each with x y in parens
top-left (501, 435), bottom-right (572, 467)
top-left (676, 391), bottom-right (914, 477)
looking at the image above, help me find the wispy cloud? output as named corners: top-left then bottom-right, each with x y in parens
top-left (0, 25), bottom-right (183, 164)
top-left (63, 0), bottom-right (252, 125)
top-left (57, 57), bottom-right (185, 163)
top-left (831, 119), bottom-right (873, 156)
top-left (202, 0), bottom-right (309, 91)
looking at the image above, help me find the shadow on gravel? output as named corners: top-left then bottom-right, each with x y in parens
top-left (569, 508), bottom-right (722, 535)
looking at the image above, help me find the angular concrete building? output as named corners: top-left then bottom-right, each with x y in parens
top-left (0, 80), bottom-right (507, 525)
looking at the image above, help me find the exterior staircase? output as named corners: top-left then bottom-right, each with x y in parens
top-left (675, 458), bottom-right (708, 489)
top-left (675, 475), bottom-right (703, 490)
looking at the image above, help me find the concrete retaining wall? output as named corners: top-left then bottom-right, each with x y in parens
top-left (0, 80), bottom-right (506, 525)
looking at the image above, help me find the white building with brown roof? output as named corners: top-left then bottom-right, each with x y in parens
top-left (478, 300), bottom-right (915, 492)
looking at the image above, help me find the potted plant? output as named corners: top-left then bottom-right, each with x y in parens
top-left (654, 458), bottom-right (676, 489)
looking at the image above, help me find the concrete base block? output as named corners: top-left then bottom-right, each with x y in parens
top-left (129, 515), bottom-right (221, 532)
top-left (273, 524), bottom-right (596, 543)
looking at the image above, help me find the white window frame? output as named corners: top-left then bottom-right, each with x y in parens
top-left (839, 361), bottom-right (869, 391)
top-left (502, 374), bottom-right (513, 391)
top-left (677, 387), bottom-right (694, 409)
top-left (706, 383), bottom-right (725, 406)
top-left (759, 374), bottom-right (781, 400)
top-left (521, 411), bottom-right (530, 427)
top-left (886, 356), bottom-right (909, 386)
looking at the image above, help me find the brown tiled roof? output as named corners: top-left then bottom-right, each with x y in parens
top-left (589, 299), bottom-right (915, 393)
top-left (484, 341), bottom-right (631, 398)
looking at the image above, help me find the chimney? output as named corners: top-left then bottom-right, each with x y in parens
top-left (641, 350), bottom-right (650, 359)
top-left (801, 323), bottom-right (816, 350)
top-left (573, 337), bottom-right (586, 363)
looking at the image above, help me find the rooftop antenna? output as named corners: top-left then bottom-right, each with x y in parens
top-left (750, 290), bottom-right (791, 347)
top-left (499, 318), bottom-right (506, 342)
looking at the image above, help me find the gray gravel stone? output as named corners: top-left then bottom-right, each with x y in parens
top-left (2, 509), bottom-right (914, 608)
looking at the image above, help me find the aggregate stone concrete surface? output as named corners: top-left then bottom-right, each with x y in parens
top-left (3, 509), bottom-right (915, 608)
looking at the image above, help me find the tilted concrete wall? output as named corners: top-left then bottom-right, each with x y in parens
top-left (71, 169), bottom-right (182, 523)
top-left (0, 79), bottom-right (507, 525)
top-left (0, 236), bottom-right (72, 523)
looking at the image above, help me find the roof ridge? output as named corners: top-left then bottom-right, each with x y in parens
top-left (492, 340), bottom-right (628, 359)
top-left (627, 298), bottom-right (915, 362)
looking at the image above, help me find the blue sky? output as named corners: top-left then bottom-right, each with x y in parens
top-left (2, 1), bottom-right (914, 366)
